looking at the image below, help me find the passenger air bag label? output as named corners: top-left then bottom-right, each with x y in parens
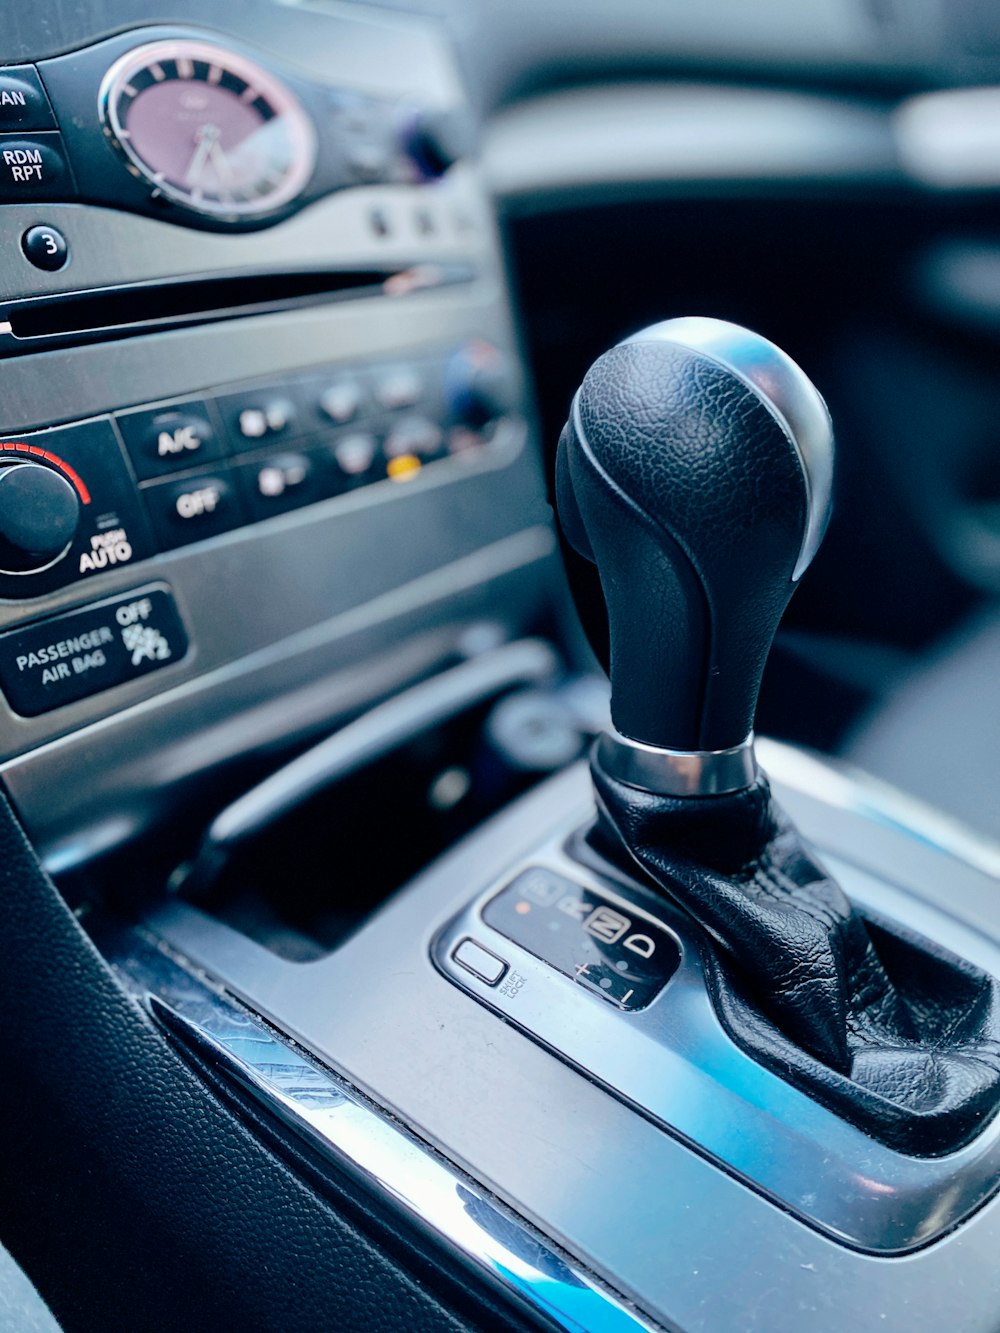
top-left (0, 585), bottom-right (188, 716)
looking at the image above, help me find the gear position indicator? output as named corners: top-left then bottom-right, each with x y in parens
top-left (482, 867), bottom-right (681, 1011)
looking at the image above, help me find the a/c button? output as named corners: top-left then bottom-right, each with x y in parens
top-left (141, 470), bottom-right (247, 550)
top-left (116, 400), bottom-right (223, 481)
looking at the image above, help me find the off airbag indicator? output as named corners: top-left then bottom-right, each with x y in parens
top-left (0, 584), bottom-right (188, 716)
top-left (482, 867), bottom-right (681, 1011)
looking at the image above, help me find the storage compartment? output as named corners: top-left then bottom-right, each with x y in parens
top-left (122, 652), bottom-right (605, 961)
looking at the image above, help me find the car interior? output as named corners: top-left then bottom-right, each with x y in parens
top-left (1, 2), bottom-right (1000, 1330)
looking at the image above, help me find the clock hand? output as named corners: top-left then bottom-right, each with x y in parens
top-left (204, 135), bottom-right (236, 196)
top-left (184, 123), bottom-right (220, 188)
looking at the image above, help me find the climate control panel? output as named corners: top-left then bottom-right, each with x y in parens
top-left (0, 339), bottom-right (514, 602)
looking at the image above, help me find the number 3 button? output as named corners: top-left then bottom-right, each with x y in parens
top-left (21, 224), bottom-right (69, 272)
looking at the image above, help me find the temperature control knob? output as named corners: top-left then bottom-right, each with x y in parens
top-left (0, 462), bottom-right (80, 574)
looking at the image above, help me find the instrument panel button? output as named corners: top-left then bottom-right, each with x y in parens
top-left (327, 431), bottom-right (383, 484)
top-left (141, 469), bottom-right (246, 550)
top-left (0, 133), bottom-right (74, 201)
top-left (21, 223), bottom-right (69, 272)
top-left (235, 449), bottom-right (328, 520)
top-left (374, 365), bottom-right (424, 411)
top-left (0, 67), bottom-right (56, 132)
top-left (0, 420), bottom-right (155, 599)
top-left (368, 206), bottom-right (391, 238)
top-left (318, 377), bottom-right (366, 425)
top-left (451, 938), bottom-right (507, 986)
top-left (384, 416), bottom-right (445, 462)
top-left (0, 463), bottom-right (79, 574)
top-left (115, 401), bottom-right (224, 481)
top-left (216, 387), bottom-right (300, 452)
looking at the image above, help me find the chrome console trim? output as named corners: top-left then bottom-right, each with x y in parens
top-left (597, 726), bottom-right (758, 796)
top-left (109, 932), bottom-right (665, 1333)
top-left (758, 736), bottom-right (1000, 882)
top-left (895, 87), bottom-right (1000, 190)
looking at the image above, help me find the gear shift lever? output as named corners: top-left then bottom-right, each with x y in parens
top-left (557, 317), bottom-right (833, 794)
top-left (557, 317), bottom-right (1000, 1155)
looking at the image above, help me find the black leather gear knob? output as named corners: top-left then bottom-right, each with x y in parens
top-left (560, 319), bottom-right (1000, 1155)
top-left (556, 317), bottom-right (833, 755)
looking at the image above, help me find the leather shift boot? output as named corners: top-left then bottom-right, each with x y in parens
top-left (590, 755), bottom-right (1000, 1155)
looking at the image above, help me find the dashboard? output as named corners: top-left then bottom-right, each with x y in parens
top-left (2, 3), bottom-right (1000, 1332)
top-left (0, 5), bottom-right (555, 884)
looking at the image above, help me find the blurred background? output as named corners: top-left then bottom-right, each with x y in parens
top-left (390, 0), bottom-right (1000, 839)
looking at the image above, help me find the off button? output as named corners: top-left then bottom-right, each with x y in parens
top-left (141, 470), bottom-right (247, 550)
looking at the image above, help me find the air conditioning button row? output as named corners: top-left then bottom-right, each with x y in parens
top-left (139, 430), bottom-right (395, 550)
top-left (113, 355), bottom-right (440, 484)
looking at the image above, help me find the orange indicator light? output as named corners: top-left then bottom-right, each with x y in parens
top-left (387, 453), bottom-right (421, 481)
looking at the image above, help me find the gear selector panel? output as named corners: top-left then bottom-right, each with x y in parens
top-left (434, 826), bottom-right (1000, 1254)
top-left (483, 867), bottom-right (681, 1011)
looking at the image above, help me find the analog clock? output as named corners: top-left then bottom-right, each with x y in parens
top-left (99, 38), bottom-right (318, 220)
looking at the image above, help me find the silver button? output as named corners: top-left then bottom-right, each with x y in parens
top-left (452, 938), bottom-right (507, 986)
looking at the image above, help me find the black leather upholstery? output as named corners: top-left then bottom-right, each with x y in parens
top-left (557, 340), bottom-right (807, 751)
top-left (590, 756), bottom-right (1000, 1155)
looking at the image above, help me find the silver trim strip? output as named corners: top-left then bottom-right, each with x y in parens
top-left (111, 936), bottom-right (664, 1333)
top-left (598, 726), bottom-right (757, 796)
top-left (622, 317), bottom-right (834, 581)
top-left (895, 87), bottom-right (1000, 189)
top-left (483, 85), bottom-right (898, 199)
top-left (758, 735), bottom-right (1000, 882)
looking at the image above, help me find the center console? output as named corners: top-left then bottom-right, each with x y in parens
top-left (2, 5), bottom-right (1000, 1333)
top-left (109, 307), bottom-right (1000, 1332)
